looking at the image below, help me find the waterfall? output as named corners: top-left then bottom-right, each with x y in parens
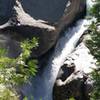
top-left (21, 1), bottom-right (94, 99)
top-left (22, 19), bottom-right (92, 100)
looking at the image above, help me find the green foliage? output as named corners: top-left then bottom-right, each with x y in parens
top-left (0, 37), bottom-right (38, 99)
top-left (86, 0), bottom-right (100, 100)
top-left (21, 38), bottom-right (38, 59)
top-left (90, 0), bottom-right (100, 21)
top-left (69, 97), bottom-right (75, 100)
top-left (86, 22), bottom-right (100, 64)
top-left (0, 85), bottom-right (19, 100)
top-left (23, 96), bottom-right (28, 100)
top-left (90, 70), bottom-right (100, 100)
top-left (0, 37), bottom-right (38, 85)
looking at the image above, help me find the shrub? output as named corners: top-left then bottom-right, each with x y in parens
top-left (0, 37), bottom-right (38, 99)
top-left (86, 0), bottom-right (100, 99)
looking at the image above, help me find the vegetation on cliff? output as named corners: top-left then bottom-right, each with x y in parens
top-left (0, 37), bottom-right (38, 99)
top-left (86, 0), bottom-right (100, 99)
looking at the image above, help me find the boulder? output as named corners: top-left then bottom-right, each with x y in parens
top-left (53, 43), bottom-right (96, 100)
top-left (53, 71), bottom-right (93, 100)
top-left (0, 0), bottom-right (86, 57)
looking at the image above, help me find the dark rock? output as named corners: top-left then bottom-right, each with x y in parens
top-left (53, 43), bottom-right (96, 100)
top-left (57, 63), bottom-right (75, 81)
top-left (0, 31), bottom-right (21, 58)
top-left (20, 0), bottom-right (68, 23)
top-left (0, 0), bottom-right (14, 25)
top-left (53, 71), bottom-right (92, 100)
top-left (0, 0), bottom-right (86, 58)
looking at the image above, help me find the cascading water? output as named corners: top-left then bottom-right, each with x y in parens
top-left (21, 1), bottom-right (94, 100)
top-left (22, 19), bottom-right (92, 100)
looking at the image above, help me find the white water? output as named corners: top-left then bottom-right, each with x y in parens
top-left (22, 1), bottom-right (95, 99)
top-left (22, 19), bottom-right (92, 100)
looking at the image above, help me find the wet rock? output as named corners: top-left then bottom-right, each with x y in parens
top-left (54, 43), bottom-right (96, 100)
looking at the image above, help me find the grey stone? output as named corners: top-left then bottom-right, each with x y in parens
top-left (21, 0), bottom-right (68, 22)
top-left (0, 0), bottom-right (14, 24)
top-left (0, 0), bottom-right (86, 57)
top-left (0, 31), bottom-right (21, 58)
top-left (53, 71), bottom-right (92, 100)
top-left (54, 42), bottom-right (96, 100)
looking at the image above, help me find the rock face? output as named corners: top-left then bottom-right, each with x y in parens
top-left (0, 0), bottom-right (14, 25)
top-left (0, 0), bottom-right (86, 57)
top-left (0, 31), bottom-right (21, 58)
top-left (20, 0), bottom-right (68, 22)
top-left (53, 43), bottom-right (96, 100)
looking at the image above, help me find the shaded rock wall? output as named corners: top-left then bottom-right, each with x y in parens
top-left (0, 0), bottom-right (14, 24)
top-left (0, 31), bottom-right (21, 58)
top-left (21, 0), bottom-right (68, 22)
top-left (0, 0), bottom-right (86, 58)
